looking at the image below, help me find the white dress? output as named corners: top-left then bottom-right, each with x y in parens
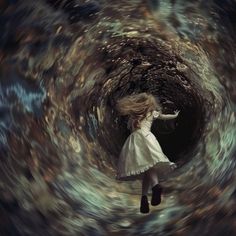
top-left (116, 110), bottom-right (176, 181)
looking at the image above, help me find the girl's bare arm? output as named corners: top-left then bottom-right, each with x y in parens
top-left (158, 110), bottom-right (180, 120)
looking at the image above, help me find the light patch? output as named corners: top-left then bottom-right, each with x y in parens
top-left (69, 136), bottom-right (81, 153)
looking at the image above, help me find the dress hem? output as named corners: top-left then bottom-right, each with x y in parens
top-left (116, 161), bottom-right (176, 180)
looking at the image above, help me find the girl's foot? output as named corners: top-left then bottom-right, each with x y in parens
top-left (151, 184), bottom-right (162, 206)
top-left (140, 195), bottom-right (149, 214)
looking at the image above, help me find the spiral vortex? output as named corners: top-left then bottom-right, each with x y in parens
top-left (0, 0), bottom-right (236, 235)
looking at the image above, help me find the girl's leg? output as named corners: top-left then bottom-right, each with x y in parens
top-left (141, 172), bottom-right (150, 196)
top-left (146, 167), bottom-right (159, 187)
top-left (146, 167), bottom-right (162, 206)
top-left (140, 172), bottom-right (150, 213)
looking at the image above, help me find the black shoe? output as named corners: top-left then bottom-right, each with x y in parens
top-left (140, 195), bottom-right (149, 214)
top-left (151, 184), bottom-right (162, 206)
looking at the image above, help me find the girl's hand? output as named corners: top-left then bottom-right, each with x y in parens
top-left (174, 110), bottom-right (180, 116)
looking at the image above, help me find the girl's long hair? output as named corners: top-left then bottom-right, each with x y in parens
top-left (116, 92), bottom-right (162, 130)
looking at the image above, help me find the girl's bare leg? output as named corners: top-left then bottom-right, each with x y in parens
top-left (146, 167), bottom-right (162, 206)
top-left (146, 167), bottom-right (159, 187)
top-left (141, 172), bottom-right (150, 196)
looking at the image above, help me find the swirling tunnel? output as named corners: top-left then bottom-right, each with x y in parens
top-left (0, 0), bottom-right (236, 235)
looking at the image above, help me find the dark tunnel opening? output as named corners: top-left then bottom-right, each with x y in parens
top-left (83, 38), bottom-right (207, 169)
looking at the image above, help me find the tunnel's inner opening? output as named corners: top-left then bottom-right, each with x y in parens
top-left (71, 37), bottom-right (206, 169)
top-left (105, 77), bottom-right (204, 167)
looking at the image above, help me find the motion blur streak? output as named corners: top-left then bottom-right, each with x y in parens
top-left (0, 0), bottom-right (236, 235)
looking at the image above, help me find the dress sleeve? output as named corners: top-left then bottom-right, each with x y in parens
top-left (153, 110), bottom-right (160, 119)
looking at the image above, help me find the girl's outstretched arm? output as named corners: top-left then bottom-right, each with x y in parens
top-left (158, 110), bottom-right (180, 120)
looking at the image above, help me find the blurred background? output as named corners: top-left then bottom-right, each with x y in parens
top-left (0, 0), bottom-right (236, 235)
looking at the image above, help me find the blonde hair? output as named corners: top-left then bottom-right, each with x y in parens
top-left (116, 92), bottom-right (162, 129)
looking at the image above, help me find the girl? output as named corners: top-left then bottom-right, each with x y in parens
top-left (115, 92), bottom-right (179, 214)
